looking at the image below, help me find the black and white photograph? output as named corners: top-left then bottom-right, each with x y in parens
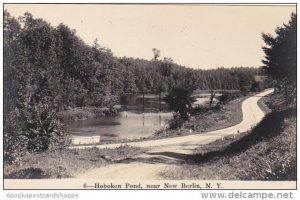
top-left (2, 3), bottom-right (297, 190)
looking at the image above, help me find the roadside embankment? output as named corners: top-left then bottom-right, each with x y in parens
top-left (4, 145), bottom-right (146, 179)
top-left (160, 96), bottom-right (296, 180)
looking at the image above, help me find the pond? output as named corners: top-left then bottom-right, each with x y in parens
top-left (66, 93), bottom-right (218, 141)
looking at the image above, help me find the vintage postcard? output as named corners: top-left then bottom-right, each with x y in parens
top-left (2, 3), bottom-right (297, 191)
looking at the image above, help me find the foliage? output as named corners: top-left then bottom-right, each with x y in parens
top-left (4, 11), bottom-right (69, 163)
top-left (119, 57), bottom-right (260, 93)
top-left (160, 108), bottom-right (296, 180)
top-left (3, 110), bottom-right (28, 164)
top-left (3, 10), bottom-right (262, 163)
top-left (164, 87), bottom-right (196, 120)
top-left (250, 81), bottom-right (262, 92)
top-left (208, 87), bottom-right (216, 108)
top-left (152, 48), bottom-right (161, 61)
top-left (4, 145), bottom-right (146, 179)
top-left (262, 13), bottom-right (296, 105)
top-left (218, 91), bottom-right (245, 104)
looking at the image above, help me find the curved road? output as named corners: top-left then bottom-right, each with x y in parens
top-left (73, 89), bottom-right (274, 180)
top-left (73, 89), bottom-right (274, 154)
top-left (5, 89), bottom-right (274, 188)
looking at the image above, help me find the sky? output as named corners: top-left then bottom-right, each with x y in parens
top-left (4, 4), bottom-right (296, 69)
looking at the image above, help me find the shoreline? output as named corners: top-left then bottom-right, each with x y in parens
top-left (4, 89), bottom-right (275, 181)
top-left (70, 92), bottom-right (256, 146)
top-left (71, 89), bottom-right (274, 150)
top-left (59, 107), bottom-right (119, 122)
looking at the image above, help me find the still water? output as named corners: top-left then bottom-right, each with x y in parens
top-left (66, 112), bottom-right (172, 140)
top-left (66, 94), bottom-right (214, 140)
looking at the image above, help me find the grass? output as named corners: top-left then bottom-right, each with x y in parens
top-left (160, 106), bottom-right (296, 180)
top-left (4, 145), bottom-right (146, 179)
top-left (150, 91), bottom-right (271, 140)
top-left (151, 96), bottom-right (247, 139)
top-left (257, 97), bottom-right (272, 114)
top-left (192, 132), bottom-right (249, 155)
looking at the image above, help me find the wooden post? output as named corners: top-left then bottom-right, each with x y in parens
top-left (143, 92), bottom-right (145, 113)
top-left (159, 92), bottom-right (161, 113)
top-left (159, 115), bottom-right (162, 127)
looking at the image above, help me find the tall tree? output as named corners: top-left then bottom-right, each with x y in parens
top-left (152, 48), bottom-right (161, 61)
top-left (262, 13), bottom-right (296, 104)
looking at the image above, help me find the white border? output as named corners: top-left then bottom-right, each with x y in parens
top-left (0, 1), bottom-right (299, 200)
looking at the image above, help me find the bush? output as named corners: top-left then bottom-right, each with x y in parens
top-left (164, 87), bottom-right (196, 120)
top-left (250, 81), bottom-right (262, 92)
top-left (4, 110), bottom-right (28, 164)
top-left (218, 91), bottom-right (244, 105)
top-left (20, 103), bottom-right (70, 153)
top-left (168, 114), bottom-right (186, 129)
top-left (5, 168), bottom-right (50, 179)
top-left (4, 103), bottom-right (70, 164)
top-left (190, 104), bottom-right (221, 115)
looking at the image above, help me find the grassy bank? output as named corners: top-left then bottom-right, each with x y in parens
top-left (257, 97), bottom-right (272, 114)
top-left (4, 145), bottom-right (146, 179)
top-left (160, 106), bottom-right (296, 180)
top-left (151, 95), bottom-right (248, 139)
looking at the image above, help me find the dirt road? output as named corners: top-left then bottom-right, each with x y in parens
top-left (4, 89), bottom-right (274, 188)
top-left (74, 89), bottom-right (274, 179)
top-left (72, 89), bottom-right (274, 154)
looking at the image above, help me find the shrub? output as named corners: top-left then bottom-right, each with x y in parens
top-left (4, 110), bottom-right (28, 164)
top-left (164, 87), bottom-right (196, 120)
top-left (19, 103), bottom-right (70, 153)
top-left (218, 91), bottom-right (244, 105)
top-left (168, 114), bottom-right (186, 129)
top-left (4, 103), bottom-right (70, 164)
top-left (250, 81), bottom-right (262, 92)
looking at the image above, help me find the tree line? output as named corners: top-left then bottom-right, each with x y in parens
top-left (119, 57), bottom-right (260, 94)
top-left (3, 11), bottom-right (261, 163)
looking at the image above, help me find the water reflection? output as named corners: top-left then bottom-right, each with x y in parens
top-left (66, 111), bottom-right (172, 139)
top-left (66, 93), bottom-right (215, 140)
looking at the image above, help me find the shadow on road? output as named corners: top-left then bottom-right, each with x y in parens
top-left (185, 108), bottom-right (295, 164)
top-left (117, 152), bottom-right (186, 165)
top-left (117, 108), bottom-right (295, 167)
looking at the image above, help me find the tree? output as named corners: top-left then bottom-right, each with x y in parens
top-left (3, 10), bottom-right (264, 164)
top-left (218, 91), bottom-right (244, 105)
top-left (152, 48), bottom-right (161, 61)
top-left (262, 13), bottom-right (296, 104)
top-left (250, 81), bottom-right (262, 92)
top-left (4, 12), bottom-right (69, 163)
top-left (218, 92), bottom-right (231, 105)
top-left (164, 87), bottom-right (196, 120)
top-left (208, 87), bottom-right (216, 108)
top-left (161, 57), bottom-right (174, 77)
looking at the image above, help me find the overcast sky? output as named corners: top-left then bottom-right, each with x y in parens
top-left (4, 4), bottom-right (296, 69)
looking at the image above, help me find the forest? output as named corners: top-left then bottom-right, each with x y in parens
top-left (3, 11), bottom-right (262, 163)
